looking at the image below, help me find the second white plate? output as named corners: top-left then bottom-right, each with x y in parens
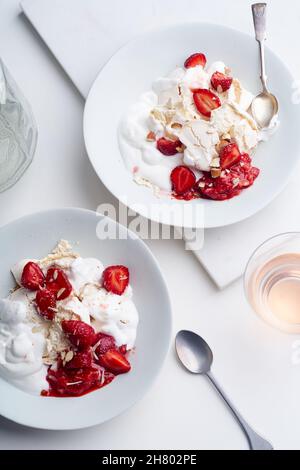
top-left (0, 208), bottom-right (172, 429)
top-left (84, 22), bottom-right (300, 228)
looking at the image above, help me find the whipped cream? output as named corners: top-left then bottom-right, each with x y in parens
top-left (0, 241), bottom-right (139, 395)
top-left (81, 284), bottom-right (138, 349)
top-left (67, 257), bottom-right (104, 294)
top-left (119, 91), bottom-right (184, 192)
top-left (118, 60), bottom-right (279, 195)
top-left (0, 299), bottom-right (48, 394)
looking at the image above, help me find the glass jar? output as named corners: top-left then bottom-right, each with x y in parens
top-left (0, 59), bottom-right (38, 192)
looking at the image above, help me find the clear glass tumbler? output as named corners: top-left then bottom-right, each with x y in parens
top-left (0, 59), bottom-right (38, 192)
top-left (244, 232), bottom-right (300, 333)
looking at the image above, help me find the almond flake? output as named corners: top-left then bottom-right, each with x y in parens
top-left (150, 108), bottom-right (166, 125)
top-left (210, 157), bottom-right (220, 168)
top-left (57, 287), bottom-right (65, 298)
top-left (165, 110), bottom-right (176, 124)
top-left (211, 168), bottom-right (222, 178)
top-left (65, 350), bottom-right (74, 362)
top-left (171, 122), bottom-right (183, 129)
top-left (221, 133), bottom-right (231, 140)
top-left (216, 139), bottom-right (230, 153)
top-left (32, 326), bottom-right (43, 334)
top-left (176, 145), bottom-right (185, 153)
top-left (146, 131), bottom-right (156, 142)
top-left (165, 130), bottom-right (178, 142)
top-left (100, 372), bottom-right (105, 386)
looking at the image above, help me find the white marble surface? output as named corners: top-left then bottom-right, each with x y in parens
top-left (0, 0), bottom-right (299, 450)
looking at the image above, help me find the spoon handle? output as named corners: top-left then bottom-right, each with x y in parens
top-left (206, 371), bottom-right (273, 450)
top-left (252, 3), bottom-right (268, 92)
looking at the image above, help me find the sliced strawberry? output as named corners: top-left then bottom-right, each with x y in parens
top-left (102, 265), bottom-right (129, 295)
top-left (62, 320), bottom-right (96, 350)
top-left (193, 89), bottom-right (221, 118)
top-left (170, 166), bottom-right (196, 195)
top-left (98, 349), bottom-right (131, 375)
top-left (64, 348), bottom-right (93, 369)
top-left (35, 288), bottom-right (56, 320)
top-left (220, 143), bottom-right (241, 169)
top-left (94, 332), bottom-right (116, 356)
top-left (46, 267), bottom-right (72, 300)
top-left (21, 262), bottom-right (45, 291)
top-left (157, 137), bottom-right (181, 156)
top-left (211, 71), bottom-right (233, 92)
top-left (184, 53), bottom-right (207, 69)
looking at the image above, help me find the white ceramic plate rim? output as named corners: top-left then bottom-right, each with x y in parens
top-left (83, 22), bottom-right (300, 229)
top-left (0, 208), bottom-right (172, 430)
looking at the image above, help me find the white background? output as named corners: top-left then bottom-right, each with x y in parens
top-left (0, 0), bottom-right (300, 450)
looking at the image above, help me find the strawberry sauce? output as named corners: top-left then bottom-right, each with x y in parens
top-left (41, 370), bottom-right (115, 398)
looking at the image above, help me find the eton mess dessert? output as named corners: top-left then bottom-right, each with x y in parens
top-left (119, 52), bottom-right (278, 201)
top-left (0, 240), bottom-right (138, 397)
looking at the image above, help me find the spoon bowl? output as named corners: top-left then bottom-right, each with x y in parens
top-left (175, 330), bottom-right (212, 374)
top-left (251, 91), bottom-right (279, 129)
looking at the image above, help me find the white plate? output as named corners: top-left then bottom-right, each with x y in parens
top-left (0, 208), bottom-right (172, 430)
top-left (84, 22), bottom-right (300, 229)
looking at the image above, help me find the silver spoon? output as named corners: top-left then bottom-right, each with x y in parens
top-left (175, 330), bottom-right (273, 450)
top-left (250, 3), bottom-right (278, 129)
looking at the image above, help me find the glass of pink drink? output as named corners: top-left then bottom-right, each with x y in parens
top-left (244, 233), bottom-right (300, 333)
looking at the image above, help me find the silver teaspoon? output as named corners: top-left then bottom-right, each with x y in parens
top-left (251, 3), bottom-right (278, 129)
top-left (175, 330), bottom-right (273, 450)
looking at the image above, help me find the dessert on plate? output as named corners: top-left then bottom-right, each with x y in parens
top-left (119, 52), bottom-right (278, 201)
top-left (0, 240), bottom-right (138, 397)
